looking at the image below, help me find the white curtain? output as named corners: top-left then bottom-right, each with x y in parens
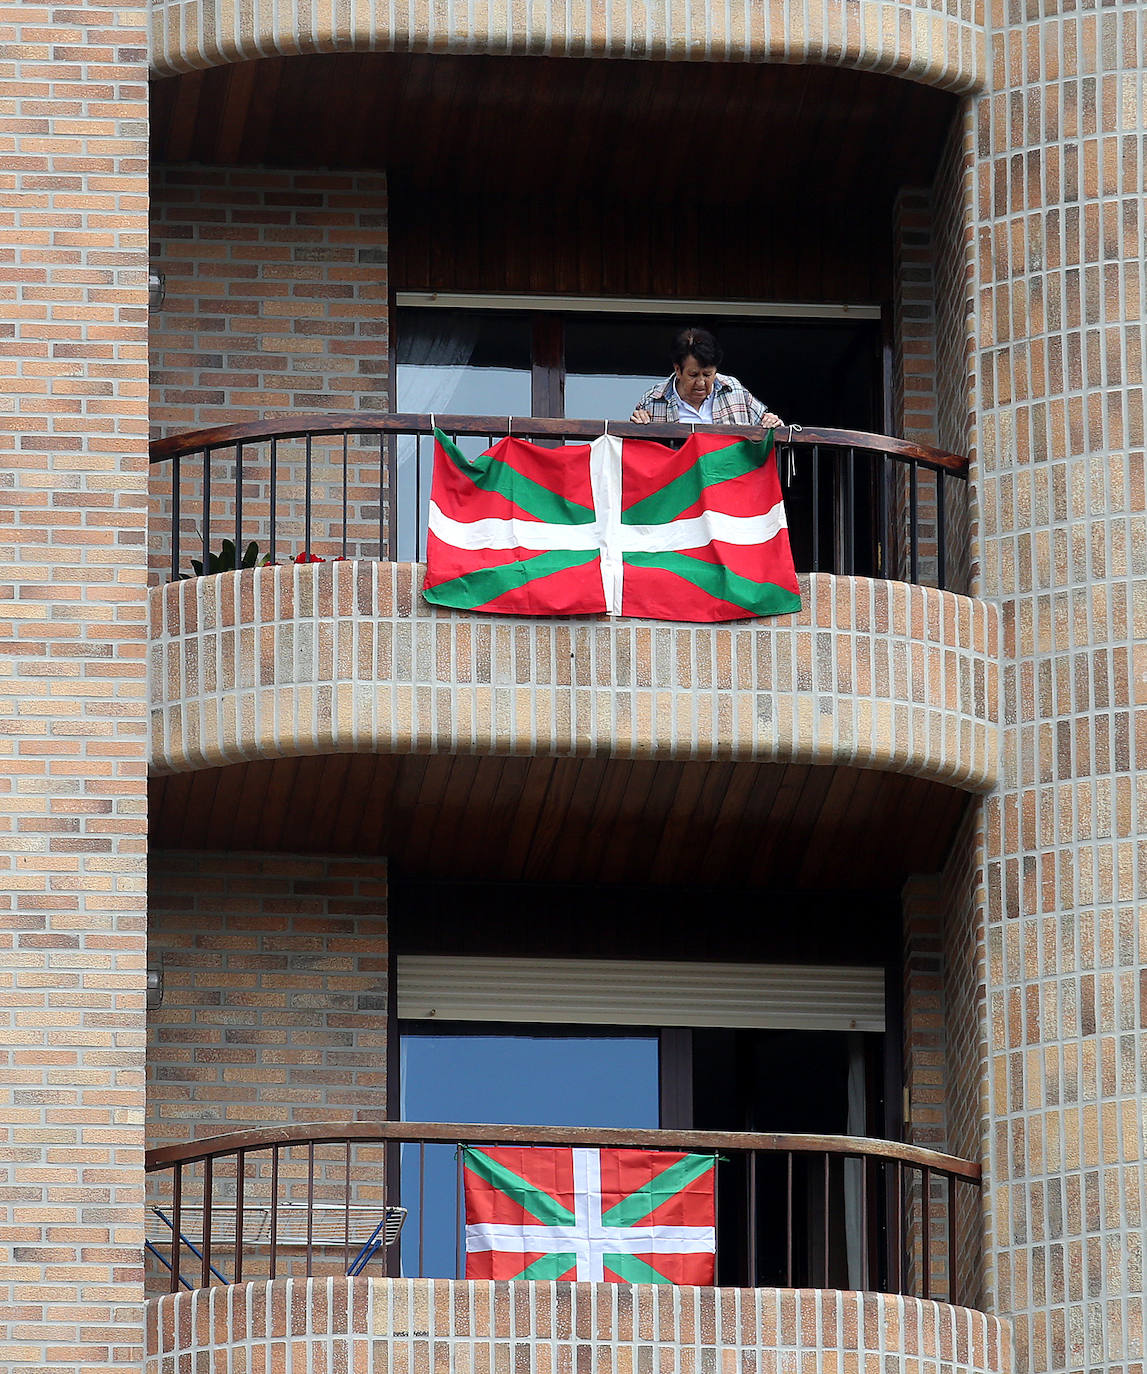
top-left (393, 314), bottom-right (483, 558)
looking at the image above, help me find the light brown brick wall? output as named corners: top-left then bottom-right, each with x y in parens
top-left (148, 0), bottom-right (988, 92)
top-left (148, 565), bottom-right (1003, 790)
top-left (146, 850), bottom-right (389, 1149)
top-left (148, 165), bottom-right (389, 579)
top-left (0, 0), bottom-right (151, 1369)
top-left (146, 1278), bottom-right (1012, 1374)
top-left (972, 4), bottom-right (1146, 1370)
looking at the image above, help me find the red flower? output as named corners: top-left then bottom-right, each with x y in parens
top-left (294, 551), bottom-right (325, 563)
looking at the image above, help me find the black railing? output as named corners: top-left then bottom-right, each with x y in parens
top-left (145, 1121), bottom-right (981, 1304)
top-left (148, 413), bottom-right (969, 590)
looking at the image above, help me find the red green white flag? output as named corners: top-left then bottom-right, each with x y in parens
top-left (462, 1145), bottom-right (716, 1284)
top-left (422, 429), bottom-right (801, 622)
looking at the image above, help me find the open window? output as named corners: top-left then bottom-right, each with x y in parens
top-left (393, 297), bottom-right (887, 572)
top-left (394, 954), bottom-right (888, 1286)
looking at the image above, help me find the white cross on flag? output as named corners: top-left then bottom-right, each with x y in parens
top-left (462, 1145), bottom-right (716, 1285)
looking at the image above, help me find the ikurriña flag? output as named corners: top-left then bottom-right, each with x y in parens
top-left (462, 1145), bottom-right (717, 1285)
top-left (422, 428), bottom-right (801, 622)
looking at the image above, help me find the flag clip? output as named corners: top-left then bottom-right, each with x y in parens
top-left (784, 424), bottom-right (803, 488)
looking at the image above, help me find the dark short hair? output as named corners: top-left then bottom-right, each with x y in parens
top-left (671, 327), bottom-right (722, 370)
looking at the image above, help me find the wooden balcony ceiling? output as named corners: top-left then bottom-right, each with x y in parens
top-left (150, 755), bottom-right (967, 890)
top-left (150, 51), bottom-right (956, 208)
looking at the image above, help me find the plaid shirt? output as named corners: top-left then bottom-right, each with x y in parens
top-left (633, 374), bottom-right (768, 425)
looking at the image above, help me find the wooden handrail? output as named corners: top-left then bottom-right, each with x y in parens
top-left (145, 1119), bottom-right (980, 1181)
top-left (147, 412), bottom-right (968, 476)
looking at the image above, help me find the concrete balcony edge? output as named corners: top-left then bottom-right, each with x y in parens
top-left (148, 563), bottom-right (1001, 792)
top-left (146, 1277), bottom-right (1010, 1374)
top-left (149, 1), bottom-right (987, 93)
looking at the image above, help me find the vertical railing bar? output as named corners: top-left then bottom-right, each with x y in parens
top-left (415, 433), bottom-right (423, 563)
top-left (234, 1149), bottom-right (245, 1284)
top-left (304, 435), bottom-right (313, 557)
top-left (936, 469), bottom-right (947, 589)
top-left (234, 442), bottom-right (243, 560)
top-left (341, 431), bottom-right (349, 560)
top-left (861, 1154), bottom-right (869, 1290)
top-left (306, 1141), bottom-right (315, 1277)
top-left (894, 1161), bottom-right (904, 1294)
top-left (880, 451), bottom-right (891, 579)
top-left (712, 1147), bottom-right (720, 1284)
top-left (845, 447), bottom-right (856, 574)
top-left (388, 434), bottom-right (399, 561)
top-left (201, 447), bottom-right (211, 575)
top-left (170, 1164), bottom-right (183, 1294)
top-left (269, 1146), bottom-right (279, 1280)
top-left (269, 438), bottom-right (279, 566)
top-left (922, 1166), bottom-right (932, 1299)
top-left (171, 455), bottom-right (181, 583)
top-left (823, 1153), bottom-right (830, 1287)
top-left (379, 434), bottom-right (387, 560)
top-left (811, 446), bottom-right (820, 571)
top-left (909, 459), bottom-right (919, 584)
top-left (418, 1142), bottom-right (426, 1277)
top-left (455, 1148), bottom-right (463, 1279)
top-left (785, 1152), bottom-right (793, 1287)
top-left (747, 1150), bottom-right (758, 1287)
top-left (344, 1141), bottom-right (352, 1277)
top-left (201, 1157), bottom-right (213, 1289)
top-left (948, 1173), bottom-right (958, 1305)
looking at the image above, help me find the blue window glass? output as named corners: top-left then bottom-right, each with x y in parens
top-left (400, 1030), bottom-right (659, 1277)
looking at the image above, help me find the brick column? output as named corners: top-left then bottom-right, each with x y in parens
top-left (892, 189), bottom-right (940, 447)
top-left (972, 3), bottom-right (1146, 1370)
top-left (0, 0), bottom-right (151, 1369)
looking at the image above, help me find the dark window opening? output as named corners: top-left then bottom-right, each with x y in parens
top-left (395, 305), bottom-right (885, 574)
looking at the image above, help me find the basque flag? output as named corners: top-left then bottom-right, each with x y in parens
top-left (462, 1145), bottom-right (717, 1285)
top-left (422, 429), bottom-right (801, 622)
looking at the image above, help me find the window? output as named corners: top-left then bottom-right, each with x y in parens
top-left (395, 957), bottom-right (886, 1284)
top-left (394, 299), bottom-right (887, 572)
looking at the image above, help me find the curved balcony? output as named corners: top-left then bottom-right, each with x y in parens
top-left (143, 1123), bottom-right (1005, 1374)
top-left (147, 414), bottom-right (998, 818)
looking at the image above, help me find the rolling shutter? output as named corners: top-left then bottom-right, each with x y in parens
top-left (397, 956), bottom-right (884, 1033)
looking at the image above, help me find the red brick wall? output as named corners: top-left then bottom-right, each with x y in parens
top-left (892, 189), bottom-right (940, 447)
top-left (149, 166), bottom-right (389, 432)
top-left (148, 166), bottom-right (390, 579)
top-left (0, 0), bottom-right (151, 1367)
top-left (932, 107), bottom-right (975, 597)
top-left (146, 851), bottom-right (389, 1148)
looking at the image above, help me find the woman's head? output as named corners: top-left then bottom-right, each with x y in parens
top-left (670, 327), bottom-right (722, 370)
top-left (671, 327), bottom-right (722, 408)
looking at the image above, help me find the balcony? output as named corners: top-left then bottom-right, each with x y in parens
top-left (143, 1123), bottom-right (1006, 1374)
top-left (146, 412), bottom-right (998, 874)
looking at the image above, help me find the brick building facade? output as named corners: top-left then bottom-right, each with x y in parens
top-left (3, 2), bottom-right (1144, 1374)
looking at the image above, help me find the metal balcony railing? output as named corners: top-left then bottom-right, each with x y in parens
top-left (144, 1121), bottom-right (981, 1304)
top-left (147, 414), bottom-right (969, 591)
